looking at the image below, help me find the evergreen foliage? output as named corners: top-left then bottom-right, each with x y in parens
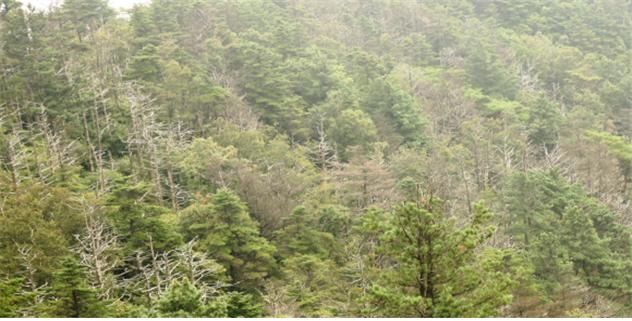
top-left (0, 0), bottom-right (630, 316)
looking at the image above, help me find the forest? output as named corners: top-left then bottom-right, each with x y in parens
top-left (0, 0), bottom-right (631, 317)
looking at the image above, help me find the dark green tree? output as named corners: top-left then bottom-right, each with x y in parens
top-left (125, 44), bottom-right (163, 85)
top-left (62, 0), bottom-right (113, 42)
top-left (0, 277), bottom-right (28, 317)
top-left (522, 93), bottom-right (562, 156)
top-left (368, 200), bottom-right (523, 317)
top-left (106, 180), bottom-right (182, 257)
top-left (465, 41), bottom-right (519, 99)
top-left (273, 206), bottom-right (337, 259)
top-left (156, 279), bottom-right (225, 317)
top-left (41, 256), bottom-right (107, 317)
top-left (498, 170), bottom-right (632, 306)
top-left (362, 79), bottom-right (425, 147)
top-left (179, 188), bottom-right (277, 289)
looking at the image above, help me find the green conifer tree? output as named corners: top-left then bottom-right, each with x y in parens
top-left (180, 188), bottom-right (277, 290)
top-left (42, 256), bottom-right (107, 317)
top-left (368, 200), bottom-right (521, 317)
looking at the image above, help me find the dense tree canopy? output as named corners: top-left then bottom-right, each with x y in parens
top-left (0, 0), bottom-right (630, 317)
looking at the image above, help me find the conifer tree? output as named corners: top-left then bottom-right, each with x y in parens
top-left (179, 188), bottom-right (277, 290)
top-left (156, 279), bottom-right (208, 317)
top-left (368, 200), bottom-right (521, 317)
top-left (0, 277), bottom-right (27, 317)
top-left (42, 256), bottom-right (107, 317)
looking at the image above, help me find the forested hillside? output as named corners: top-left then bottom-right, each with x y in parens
top-left (0, 0), bottom-right (631, 317)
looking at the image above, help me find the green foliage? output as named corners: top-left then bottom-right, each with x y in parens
top-left (154, 279), bottom-right (256, 317)
top-left (465, 41), bottom-right (519, 99)
top-left (329, 109), bottom-right (377, 160)
top-left (498, 171), bottom-right (632, 307)
top-left (273, 206), bottom-right (337, 259)
top-left (280, 254), bottom-right (344, 316)
top-left (367, 200), bottom-right (522, 317)
top-left (62, 0), bottom-right (113, 41)
top-left (157, 279), bottom-right (204, 316)
top-left (0, 180), bottom-right (81, 281)
top-left (156, 279), bottom-right (264, 317)
top-left (40, 256), bottom-right (107, 317)
top-left (522, 93), bottom-right (563, 154)
top-left (585, 130), bottom-right (632, 180)
top-left (0, 278), bottom-right (28, 317)
top-left (125, 44), bottom-right (163, 84)
top-left (179, 189), bottom-right (277, 289)
top-left (227, 32), bottom-right (308, 139)
top-left (106, 181), bottom-right (182, 256)
top-left (0, 0), bottom-right (630, 317)
top-left (362, 79), bottom-right (425, 147)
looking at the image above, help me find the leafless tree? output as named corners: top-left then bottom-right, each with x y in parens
top-left (517, 59), bottom-right (540, 94)
top-left (14, 244), bottom-right (48, 317)
top-left (3, 129), bottom-right (27, 191)
top-left (159, 122), bottom-right (191, 211)
top-left (260, 280), bottom-right (299, 317)
top-left (125, 235), bottom-right (180, 303)
top-left (125, 83), bottom-right (165, 203)
top-left (124, 237), bottom-right (232, 302)
top-left (16, 244), bottom-right (40, 292)
top-left (311, 114), bottom-right (338, 170)
top-left (175, 239), bottom-right (229, 299)
top-left (74, 201), bottom-right (120, 299)
top-left (36, 105), bottom-right (77, 182)
top-left (218, 94), bottom-right (260, 132)
top-left (79, 75), bottom-right (113, 196)
top-left (0, 105), bottom-right (29, 190)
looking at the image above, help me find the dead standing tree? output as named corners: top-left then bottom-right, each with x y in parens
top-left (80, 75), bottom-right (114, 197)
top-left (15, 244), bottom-right (41, 292)
top-left (0, 106), bottom-right (28, 191)
top-left (310, 114), bottom-right (338, 171)
top-left (125, 235), bottom-right (180, 304)
top-left (36, 105), bottom-right (77, 183)
top-left (158, 122), bottom-right (191, 212)
top-left (15, 244), bottom-right (48, 316)
top-left (175, 239), bottom-right (229, 299)
top-left (74, 200), bottom-right (120, 299)
top-left (125, 83), bottom-right (165, 204)
top-left (332, 146), bottom-right (398, 213)
top-left (123, 238), bottom-right (230, 304)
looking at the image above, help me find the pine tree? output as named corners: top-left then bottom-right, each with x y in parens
top-left (280, 254), bottom-right (344, 317)
top-left (62, 0), bottom-right (113, 42)
top-left (465, 39), bottom-right (519, 99)
top-left (273, 206), bottom-right (337, 259)
top-left (329, 109), bottom-right (377, 160)
top-left (0, 277), bottom-right (27, 317)
top-left (156, 276), bottom-right (263, 317)
top-left (368, 200), bottom-right (521, 317)
top-left (42, 256), bottom-right (107, 317)
top-left (498, 170), bottom-right (632, 311)
top-left (106, 180), bottom-right (182, 257)
top-left (222, 291), bottom-right (263, 317)
top-left (522, 93), bottom-right (562, 157)
top-left (179, 188), bottom-right (277, 290)
top-left (156, 279), bottom-right (207, 317)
